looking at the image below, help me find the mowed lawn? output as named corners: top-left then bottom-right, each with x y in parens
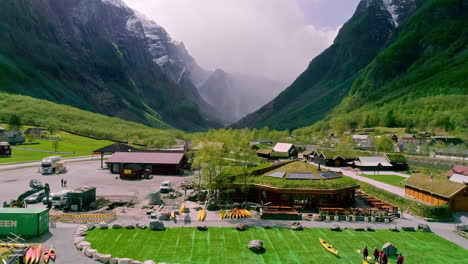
top-left (360, 174), bottom-right (407, 188)
top-left (86, 227), bottom-right (468, 264)
top-left (0, 131), bottom-right (112, 163)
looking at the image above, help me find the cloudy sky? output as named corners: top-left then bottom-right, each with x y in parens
top-left (123, 0), bottom-right (360, 82)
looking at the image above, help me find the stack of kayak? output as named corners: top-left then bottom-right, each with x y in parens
top-left (219, 208), bottom-right (251, 219)
top-left (23, 245), bottom-right (56, 263)
top-left (197, 209), bottom-right (207, 221)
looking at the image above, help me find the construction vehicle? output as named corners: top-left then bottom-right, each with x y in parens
top-left (4, 183), bottom-right (51, 208)
top-left (41, 156), bottom-right (65, 174)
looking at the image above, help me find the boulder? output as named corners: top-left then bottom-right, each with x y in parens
top-left (132, 261), bottom-right (142, 264)
top-left (365, 226), bottom-right (375, 232)
top-left (77, 241), bottom-right (91, 250)
top-left (390, 226), bottom-right (399, 232)
top-left (76, 230), bottom-right (87, 236)
top-left (99, 254), bottom-right (112, 263)
top-left (158, 213), bottom-right (170, 221)
top-left (118, 258), bottom-right (134, 264)
top-left (113, 224), bottom-right (122, 229)
top-left (74, 236), bottom-right (85, 245)
top-left (126, 224), bottom-right (136, 229)
top-left (330, 224), bottom-right (340, 231)
top-left (143, 261), bottom-right (156, 264)
top-left (85, 248), bottom-right (97, 257)
top-left (149, 220), bottom-right (165, 231)
top-left (87, 223), bottom-right (96, 230)
top-left (98, 222), bottom-right (109, 229)
top-left (248, 240), bottom-right (264, 254)
top-left (418, 223), bottom-right (432, 232)
top-left (92, 252), bottom-right (103, 261)
top-left (197, 224), bottom-right (207, 231)
top-left (352, 227), bottom-right (366, 231)
top-left (81, 246), bottom-right (90, 255)
top-left (402, 226), bottom-right (415, 231)
top-left (110, 258), bottom-right (120, 264)
top-left (236, 224), bottom-right (247, 231)
top-left (291, 222), bottom-right (303, 231)
top-left (136, 223), bottom-right (147, 229)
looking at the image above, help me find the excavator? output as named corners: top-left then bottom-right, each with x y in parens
top-left (3, 183), bottom-right (52, 209)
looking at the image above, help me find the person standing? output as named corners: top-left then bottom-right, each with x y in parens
top-left (61, 178), bottom-right (64, 187)
top-left (379, 250), bottom-right (384, 264)
top-left (382, 252), bottom-right (388, 264)
top-left (362, 246), bottom-right (368, 260)
top-left (373, 247), bottom-right (380, 262)
top-left (397, 253), bottom-right (404, 264)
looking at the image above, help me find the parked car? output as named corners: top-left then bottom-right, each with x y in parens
top-left (160, 180), bottom-right (172, 193)
top-left (29, 179), bottom-right (44, 189)
top-left (25, 192), bottom-right (46, 204)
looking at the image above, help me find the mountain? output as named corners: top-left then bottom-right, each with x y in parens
top-left (233, 0), bottom-right (419, 130)
top-left (0, 0), bottom-right (220, 131)
top-left (198, 69), bottom-right (286, 124)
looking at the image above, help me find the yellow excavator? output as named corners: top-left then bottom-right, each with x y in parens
top-left (3, 183), bottom-right (51, 209)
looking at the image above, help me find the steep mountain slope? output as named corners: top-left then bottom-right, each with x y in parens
top-left (233, 0), bottom-right (418, 130)
top-left (0, 0), bottom-right (220, 131)
top-left (199, 69), bottom-right (285, 124)
top-left (305, 0), bottom-right (467, 133)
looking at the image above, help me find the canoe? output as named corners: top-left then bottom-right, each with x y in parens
top-left (197, 210), bottom-right (202, 221)
top-left (28, 246), bottom-right (37, 264)
top-left (201, 210), bottom-right (207, 221)
top-left (35, 244), bottom-right (42, 264)
top-left (219, 210), bottom-right (224, 218)
top-left (23, 247), bottom-right (33, 264)
top-left (49, 247), bottom-right (56, 261)
top-left (170, 210), bottom-right (175, 219)
top-left (43, 246), bottom-right (50, 263)
top-left (319, 238), bottom-right (339, 256)
top-left (179, 203), bottom-right (186, 215)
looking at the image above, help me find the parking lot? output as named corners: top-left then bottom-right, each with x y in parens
top-left (0, 160), bottom-right (191, 206)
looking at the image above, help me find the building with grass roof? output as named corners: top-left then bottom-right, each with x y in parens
top-left (308, 149), bottom-right (371, 167)
top-left (256, 148), bottom-right (272, 159)
top-left (403, 174), bottom-right (468, 211)
top-left (220, 161), bottom-right (360, 215)
top-left (385, 154), bottom-right (408, 171)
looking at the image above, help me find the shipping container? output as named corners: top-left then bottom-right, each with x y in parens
top-left (0, 208), bottom-right (49, 237)
top-left (67, 186), bottom-right (96, 211)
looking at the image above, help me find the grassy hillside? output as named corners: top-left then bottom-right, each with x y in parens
top-left (0, 93), bottom-right (185, 146)
top-left (299, 0), bottom-right (467, 135)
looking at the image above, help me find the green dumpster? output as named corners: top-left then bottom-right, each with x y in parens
top-left (0, 208), bottom-right (49, 237)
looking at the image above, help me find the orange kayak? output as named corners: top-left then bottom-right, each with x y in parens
top-left (35, 245), bottom-right (42, 264)
top-left (43, 246), bottom-right (50, 263)
top-left (49, 247), bottom-right (56, 261)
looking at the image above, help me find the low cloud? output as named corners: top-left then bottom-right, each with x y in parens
top-left (124, 0), bottom-right (339, 82)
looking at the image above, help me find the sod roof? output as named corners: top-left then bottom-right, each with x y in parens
top-left (257, 148), bottom-right (272, 155)
top-left (231, 161), bottom-right (358, 189)
top-left (403, 174), bottom-right (466, 198)
top-left (385, 154), bottom-right (407, 163)
top-left (319, 149), bottom-right (371, 159)
top-left (270, 151), bottom-right (290, 158)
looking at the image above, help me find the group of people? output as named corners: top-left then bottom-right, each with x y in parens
top-left (362, 246), bottom-right (404, 264)
top-left (60, 178), bottom-right (67, 187)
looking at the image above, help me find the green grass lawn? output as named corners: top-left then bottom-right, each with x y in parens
top-left (0, 131), bottom-right (113, 163)
top-left (359, 174), bottom-right (407, 188)
top-left (86, 227), bottom-right (468, 264)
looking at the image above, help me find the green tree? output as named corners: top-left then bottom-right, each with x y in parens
top-left (49, 134), bottom-right (62, 152)
top-left (8, 114), bottom-right (22, 131)
top-left (192, 142), bottom-right (225, 201)
top-left (375, 136), bottom-right (394, 152)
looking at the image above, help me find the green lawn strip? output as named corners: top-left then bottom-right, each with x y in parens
top-left (359, 174), bottom-right (406, 188)
top-left (85, 227), bottom-right (468, 264)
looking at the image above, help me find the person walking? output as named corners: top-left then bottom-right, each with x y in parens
top-left (373, 247), bottom-right (380, 262)
top-left (397, 253), bottom-right (404, 264)
top-left (61, 178), bottom-right (64, 187)
top-left (382, 252), bottom-right (388, 264)
top-left (64, 179), bottom-right (67, 187)
top-left (379, 250), bottom-right (384, 264)
top-left (362, 246), bottom-right (368, 260)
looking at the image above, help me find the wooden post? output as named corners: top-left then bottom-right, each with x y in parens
top-left (101, 153), bottom-right (104, 168)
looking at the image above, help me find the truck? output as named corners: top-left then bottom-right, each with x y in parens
top-left (41, 156), bottom-right (63, 174)
top-left (51, 190), bottom-right (71, 208)
top-left (160, 180), bottom-right (172, 193)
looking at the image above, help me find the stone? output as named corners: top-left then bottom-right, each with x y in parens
top-left (77, 241), bottom-right (91, 250)
top-left (136, 223), bottom-right (147, 229)
top-left (149, 220), bottom-right (165, 231)
top-left (158, 213), bottom-right (169, 221)
top-left (418, 223), bottom-right (432, 232)
top-left (236, 224), bottom-right (247, 231)
top-left (76, 230), bottom-right (87, 236)
top-left (126, 224), bottom-right (136, 229)
top-left (87, 223), bottom-right (96, 230)
top-left (99, 254), bottom-right (112, 263)
top-left (81, 246), bottom-right (90, 255)
top-left (365, 226), bottom-right (375, 232)
top-left (113, 224), bottom-right (122, 229)
top-left (352, 227), bottom-right (366, 231)
top-left (118, 258), bottom-right (134, 264)
top-left (197, 224), bottom-right (207, 231)
top-left (132, 261), bottom-right (142, 264)
top-left (98, 222), bottom-right (109, 229)
top-left (93, 252), bottom-right (103, 260)
top-left (291, 222), bottom-right (303, 231)
top-left (248, 240), bottom-right (264, 254)
top-left (85, 248), bottom-right (97, 257)
top-left (390, 226), bottom-right (399, 232)
top-left (311, 214), bottom-right (321, 221)
top-left (330, 224), bottom-right (340, 231)
top-left (110, 258), bottom-right (120, 264)
top-left (74, 236), bottom-right (85, 244)
top-left (402, 226), bottom-right (415, 231)
top-left (143, 261), bottom-right (156, 264)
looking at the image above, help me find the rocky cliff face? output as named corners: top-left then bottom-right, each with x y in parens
top-left (233, 0), bottom-right (418, 130)
top-left (0, 0), bottom-right (220, 131)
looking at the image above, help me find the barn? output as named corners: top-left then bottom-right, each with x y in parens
top-left (0, 142), bottom-right (11, 157)
top-left (403, 174), bottom-right (468, 211)
top-left (106, 152), bottom-right (187, 178)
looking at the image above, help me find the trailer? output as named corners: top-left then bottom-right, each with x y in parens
top-left (67, 186), bottom-right (96, 212)
top-left (0, 208), bottom-right (49, 237)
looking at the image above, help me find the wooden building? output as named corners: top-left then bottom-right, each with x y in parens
top-left (0, 142), bottom-right (11, 157)
top-left (404, 174), bottom-right (468, 211)
top-left (93, 143), bottom-right (140, 168)
top-left (353, 156), bottom-right (393, 171)
top-left (385, 154), bottom-right (408, 171)
top-left (106, 152), bottom-right (187, 179)
top-left (256, 148), bottom-right (272, 159)
top-left (272, 143), bottom-right (298, 159)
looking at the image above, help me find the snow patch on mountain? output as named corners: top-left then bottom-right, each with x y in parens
top-left (383, 0), bottom-right (399, 26)
top-left (102, 0), bottom-right (127, 9)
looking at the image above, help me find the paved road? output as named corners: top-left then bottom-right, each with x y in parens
top-left (0, 155), bottom-right (109, 171)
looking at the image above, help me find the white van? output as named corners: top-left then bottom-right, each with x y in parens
top-left (160, 181), bottom-right (172, 193)
top-left (51, 189), bottom-right (70, 208)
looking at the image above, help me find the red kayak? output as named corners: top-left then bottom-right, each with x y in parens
top-left (49, 247), bottom-right (56, 261)
top-left (23, 247), bottom-right (33, 264)
top-left (35, 245), bottom-right (42, 264)
top-left (43, 246), bottom-right (50, 263)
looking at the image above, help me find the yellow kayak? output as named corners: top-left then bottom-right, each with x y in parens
top-left (319, 238), bottom-right (338, 256)
top-left (179, 203), bottom-right (186, 215)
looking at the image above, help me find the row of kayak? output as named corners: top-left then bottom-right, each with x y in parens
top-left (23, 245), bottom-right (56, 264)
top-left (219, 209), bottom-right (251, 219)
